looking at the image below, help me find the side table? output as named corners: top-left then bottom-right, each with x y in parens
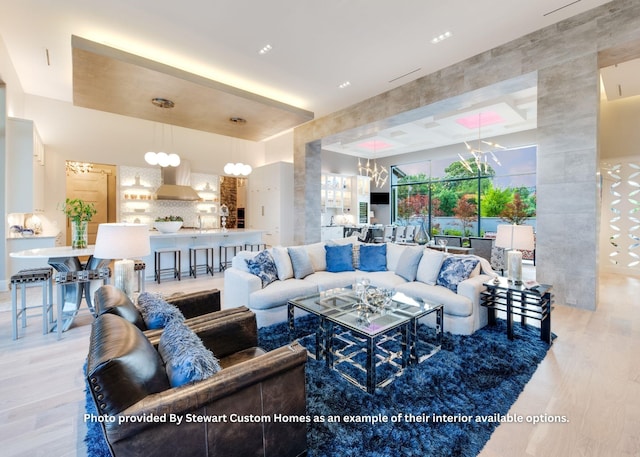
top-left (481, 277), bottom-right (553, 344)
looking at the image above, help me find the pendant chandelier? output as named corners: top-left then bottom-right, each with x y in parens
top-left (358, 138), bottom-right (388, 188)
top-left (66, 161), bottom-right (93, 175)
top-left (224, 127), bottom-right (252, 176)
top-left (144, 98), bottom-right (181, 168)
top-left (458, 112), bottom-right (505, 174)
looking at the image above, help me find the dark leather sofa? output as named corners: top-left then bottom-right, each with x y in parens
top-left (86, 289), bottom-right (308, 457)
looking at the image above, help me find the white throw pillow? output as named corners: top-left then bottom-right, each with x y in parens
top-left (305, 241), bottom-right (327, 271)
top-left (272, 246), bottom-right (294, 280)
top-left (231, 250), bottom-right (259, 273)
top-left (386, 242), bottom-right (406, 272)
top-left (416, 248), bottom-right (446, 285)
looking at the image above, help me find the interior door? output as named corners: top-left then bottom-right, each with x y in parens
top-left (65, 171), bottom-right (108, 245)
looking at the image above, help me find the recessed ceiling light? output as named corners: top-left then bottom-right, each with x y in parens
top-left (431, 31), bottom-right (452, 44)
top-left (338, 81), bottom-right (351, 89)
top-left (258, 44), bottom-right (273, 55)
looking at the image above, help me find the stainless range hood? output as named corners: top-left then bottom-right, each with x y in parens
top-left (155, 162), bottom-right (201, 201)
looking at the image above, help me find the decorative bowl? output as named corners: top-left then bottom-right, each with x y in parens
top-left (153, 221), bottom-right (183, 233)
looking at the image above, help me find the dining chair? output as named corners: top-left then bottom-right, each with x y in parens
top-left (434, 235), bottom-right (462, 247)
top-left (468, 236), bottom-right (494, 262)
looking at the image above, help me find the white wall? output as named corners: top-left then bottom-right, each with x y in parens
top-left (264, 129), bottom-right (294, 164)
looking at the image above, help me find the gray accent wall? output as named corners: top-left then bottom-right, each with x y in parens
top-left (293, 0), bottom-right (640, 311)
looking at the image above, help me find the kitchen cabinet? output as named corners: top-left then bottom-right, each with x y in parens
top-left (321, 226), bottom-right (344, 241)
top-left (6, 118), bottom-right (45, 213)
top-left (321, 173), bottom-right (353, 213)
top-left (248, 162), bottom-right (294, 247)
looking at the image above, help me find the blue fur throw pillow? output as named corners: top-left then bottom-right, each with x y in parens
top-left (158, 319), bottom-right (222, 388)
top-left (137, 292), bottom-right (185, 329)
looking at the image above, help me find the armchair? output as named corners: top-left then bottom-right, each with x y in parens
top-left (93, 284), bottom-right (222, 336)
top-left (86, 307), bottom-right (308, 457)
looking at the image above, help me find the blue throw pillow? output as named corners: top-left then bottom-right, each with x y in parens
top-left (359, 244), bottom-right (387, 272)
top-left (436, 256), bottom-right (480, 292)
top-left (158, 319), bottom-right (222, 388)
top-left (288, 246), bottom-right (315, 279)
top-left (395, 246), bottom-right (424, 281)
top-left (325, 244), bottom-right (355, 272)
top-left (245, 250), bottom-right (279, 287)
top-left (137, 292), bottom-right (185, 329)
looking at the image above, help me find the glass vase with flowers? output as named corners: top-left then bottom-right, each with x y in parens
top-left (61, 198), bottom-right (97, 248)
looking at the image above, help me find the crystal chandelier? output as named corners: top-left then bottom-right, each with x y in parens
top-left (358, 158), bottom-right (388, 188)
top-left (357, 138), bottom-right (388, 188)
top-left (458, 112), bottom-right (505, 174)
top-left (65, 161), bottom-right (93, 175)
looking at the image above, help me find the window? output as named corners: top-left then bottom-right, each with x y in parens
top-left (391, 146), bottom-right (536, 237)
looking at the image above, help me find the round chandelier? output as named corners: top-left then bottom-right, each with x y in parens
top-left (144, 151), bottom-right (181, 167)
top-left (145, 98), bottom-right (181, 168)
top-left (223, 162), bottom-right (252, 176)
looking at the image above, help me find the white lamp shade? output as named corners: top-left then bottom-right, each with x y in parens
top-left (93, 223), bottom-right (151, 260)
top-left (495, 224), bottom-right (534, 251)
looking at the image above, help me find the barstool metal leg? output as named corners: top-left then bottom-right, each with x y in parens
top-left (11, 285), bottom-right (18, 340)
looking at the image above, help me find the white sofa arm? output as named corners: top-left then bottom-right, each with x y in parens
top-left (457, 274), bottom-right (491, 331)
top-left (223, 267), bottom-right (262, 309)
top-left (457, 274), bottom-right (491, 305)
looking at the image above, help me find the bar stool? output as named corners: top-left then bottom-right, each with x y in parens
top-left (244, 242), bottom-right (267, 252)
top-left (154, 248), bottom-right (181, 284)
top-left (219, 244), bottom-right (242, 272)
top-left (10, 267), bottom-right (54, 340)
top-left (134, 260), bottom-right (146, 292)
top-left (189, 245), bottom-right (214, 278)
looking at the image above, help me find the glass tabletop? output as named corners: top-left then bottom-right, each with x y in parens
top-left (290, 288), bottom-right (441, 337)
top-left (289, 287), bottom-right (358, 317)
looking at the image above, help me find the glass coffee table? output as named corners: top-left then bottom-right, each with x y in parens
top-left (288, 288), bottom-right (443, 394)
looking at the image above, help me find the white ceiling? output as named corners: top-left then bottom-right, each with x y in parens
top-left (0, 0), bottom-right (613, 154)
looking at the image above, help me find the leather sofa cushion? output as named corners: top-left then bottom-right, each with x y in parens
top-left (86, 314), bottom-right (170, 415)
top-left (219, 347), bottom-right (267, 369)
top-left (94, 285), bottom-right (147, 330)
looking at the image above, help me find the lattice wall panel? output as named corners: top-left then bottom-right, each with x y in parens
top-left (606, 162), bottom-right (640, 269)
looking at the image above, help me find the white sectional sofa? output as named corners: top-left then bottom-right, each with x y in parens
top-left (223, 237), bottom-right (496, 335)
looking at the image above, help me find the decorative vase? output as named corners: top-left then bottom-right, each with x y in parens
top-left (413, 220), bottom-right (430, 245)
top-left (71, 220), bottom-right (89, 249)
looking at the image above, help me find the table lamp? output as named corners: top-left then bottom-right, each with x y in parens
top-left (94, 223), bottom-right (150, 297)
top-left (495, 224), bottom-right (534, 284)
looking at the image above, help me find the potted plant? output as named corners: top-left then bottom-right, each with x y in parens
top-left (154, 215), bottom-right (184, 233)
top-left (61, 198), bottom-right (97, 248)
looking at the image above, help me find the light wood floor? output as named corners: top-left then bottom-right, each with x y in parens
top-left (0, 270), bottom-right (638, 456)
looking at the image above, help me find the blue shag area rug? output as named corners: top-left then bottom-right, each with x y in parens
top-left (85, 316), bottom-right (553, 457)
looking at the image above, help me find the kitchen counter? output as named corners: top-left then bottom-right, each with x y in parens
top-left (148, 228), bottom-right (264, 238)
top-left (7, 233), bottom-right (60, 276)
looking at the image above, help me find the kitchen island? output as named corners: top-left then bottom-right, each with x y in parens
top-left (146, 228), bottom-right (265, 280)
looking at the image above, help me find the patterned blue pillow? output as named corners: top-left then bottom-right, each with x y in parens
top-left (245, 250), bottom-right (279, 287)
top-left (158, 319), bottom-right (221, 388)
top-left (325, 244), bottom-right (355, 272)
top-left (359, 244), bottom-right (387, 272)
top-left (436, 256), bottom-right (480, 292)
